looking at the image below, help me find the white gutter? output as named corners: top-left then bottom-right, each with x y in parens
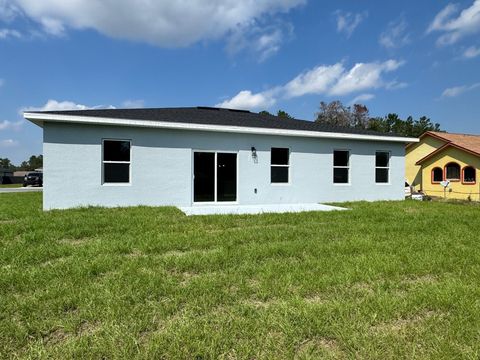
top-left (24, 112), bottom-right (419, 143)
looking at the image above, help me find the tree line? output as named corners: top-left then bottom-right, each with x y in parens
top-left (0, 155), bottom-right (43, 171)
top-left (261, 100), bottom-right (441, 137)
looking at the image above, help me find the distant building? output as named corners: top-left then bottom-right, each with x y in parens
top-left (0, 168), bottom-right (13, 177)
top-left (406, 131), bottom-right (480, 200)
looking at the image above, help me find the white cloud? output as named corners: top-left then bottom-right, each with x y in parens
top-left (427, 0), bottom-right (480, 45)
top-left (0, 120), bottom-right (23, 131)
top-left (379, 17), bottom-right (410, 49)
top-left (334, 10), bottom-right (368, 38)
top-left (225, 20), bottom-right (294, 62)
top-left (284, 63), bottom-right (344, 98)
top-left (218, 59), bottom-right (404, 110)
top-left (385, 80), bottom-right (408, 90)
top-left (441, 82), bottom-right (480, 97)
top-left (0, 28), bottom-right (22, 39)
top-left (252, 27), bottom-right (285, 62)
top-left (463, 45), bottom-right (480, 58)
top-left (350, 93), bottom-right (375, 105)
top-left (121, 99), bottom-right (145, 108)
top-left (0, 0), bottom-right (20, 21)
top-left (216, 90), bottom-right (276, 110)
top-left (0, 139), bottom-right (19, 148)
top-left (8, 0), bottom-right (304, 53)
top-left (22, 99), bottom-right (115, 113)
top-left (23, 99), bottom-right (90, 112)
top-left (329, 60), bottom-right (404, 96)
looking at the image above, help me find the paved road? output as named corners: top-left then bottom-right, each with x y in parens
top-left (0, 187), bottom-right (43, 193)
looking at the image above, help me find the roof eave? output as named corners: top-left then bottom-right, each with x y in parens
top-left (415, 142), bottom-right (480, 165)
top-left (23, 112), bottom-right (419, 143)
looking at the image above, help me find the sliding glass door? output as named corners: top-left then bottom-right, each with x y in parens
top-left (194, 152), bottom-right (237, 203)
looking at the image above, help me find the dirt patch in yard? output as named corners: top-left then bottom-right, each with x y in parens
top-left (77, 320), bottom-right (101, 336)
top-left (43, 328), bottom-right (69, 345)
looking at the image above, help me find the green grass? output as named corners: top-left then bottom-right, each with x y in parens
top-left (0, 184), bottom-right (22, 188)
top-left (1, 193), bottom-right (479, 359)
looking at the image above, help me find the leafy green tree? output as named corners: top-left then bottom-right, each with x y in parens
top-left (0, 158), bottom-right (14, 169)
top-left (18, 155), bottom-right (43, 170)
top-left (259, 110), bottom-right (294, 119)
top-left (277, 110), bottom-right (294, 119)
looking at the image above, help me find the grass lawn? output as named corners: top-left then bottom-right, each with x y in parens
top-left (1, 193), bottom-right (479, 359)
top-left (0, 184), bottom-right (22, 188)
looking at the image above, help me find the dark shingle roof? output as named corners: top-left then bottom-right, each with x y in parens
top-left (29, 106), bottom-right (406, 138)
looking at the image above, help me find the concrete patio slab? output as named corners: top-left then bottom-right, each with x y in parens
top-left (179, 203), bottom-right (347, 216)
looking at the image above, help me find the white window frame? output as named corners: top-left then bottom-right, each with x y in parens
top-left (375, 151), bottom-right (390, 185)
top-left (102, 139), bottom-right (132, 186)
top-left (270, 147), bottom-right (290, 185)
top-left (333, 149), bottom-right (350, 185)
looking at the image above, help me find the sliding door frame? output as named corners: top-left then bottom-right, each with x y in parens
top-left (191, 150), bottom-right (239, 205)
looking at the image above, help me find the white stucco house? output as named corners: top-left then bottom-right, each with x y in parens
top-left (24, 107), bottom-right (417, 210)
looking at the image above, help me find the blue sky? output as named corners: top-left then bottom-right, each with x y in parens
top-left (1, 0), bottom-right (479, 164)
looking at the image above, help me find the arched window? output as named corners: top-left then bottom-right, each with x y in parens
top-left (463, 166), bottom-right (476, 184)
top-left (432, 167), bottom-right (443, 183)
top-left (445, 162), bottom-right (460, 181)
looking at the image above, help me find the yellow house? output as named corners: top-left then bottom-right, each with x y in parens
top-left (406, 131), bottom-right (480, 201)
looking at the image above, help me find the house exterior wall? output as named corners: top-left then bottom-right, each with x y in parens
top-left (420, 147), bottom-right (480, 201)
top-left (405, 135), bottom-right (446, 190)
top-left (43, 122), bottom-right (406, 210)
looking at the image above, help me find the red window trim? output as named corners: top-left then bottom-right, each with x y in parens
top-left (461, 166), bottom-right (476, 185)
top-left (431, 167), bottom-right (443, 184)
top-left (444, 162), bottom-right (461, 182)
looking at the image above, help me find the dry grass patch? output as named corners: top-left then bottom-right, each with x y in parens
top-left (370, 310), bottom-right (440, 335)
top-left (76, 320), bottom-right (101, 336)
top-left (303, 293), bottom-right (328, 305)
top-left (295, 337), bottom-right (344, 359)
top-left (400, 274), bottom-right (437, 286)
top-left (241, 297), bottom-right (281, 309)
top-left (162, 247), bottom-right (221, 258)
top-left (58, 237), bottom-right (92, 246)
top-left (40, 256), bottom-right (71, 268)
top-left (43, 327), bottom-right (69, 346)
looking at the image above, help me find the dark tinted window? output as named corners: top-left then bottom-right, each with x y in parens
top-left (334, 168), bottom-right (349, 183)
top-left (194, 152), bottom-right (215, 202)
top-left (463, 166), bottom-right (476, 183)
top-left (333, 150), bottom-right (349, 167)
top-left (375, 152), bottom-right (389, 167)
top-left (432, 167), bottom-right (443, 182)
top-left (104, 163), bottom-right (130, 183)
top-left (217, 153), bottom-right (237, 202)
top-left (445, 163), bottom-right (460, 180)
top-left (104, 140), bottom-right (130, 161)
top-left (271, 148), bottom-right (289, 165)
top-left (271, 167), bottom-right (289, 183)
top-left (376, 168), bottom-right (389, 183)
top-left (103, 140), bottom-right (130, 183)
